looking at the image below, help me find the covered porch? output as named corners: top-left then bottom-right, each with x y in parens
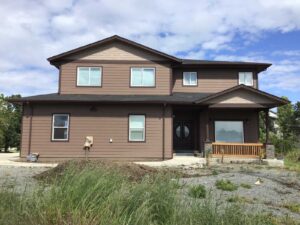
top-left (172, 85), bottom-right (289, 159)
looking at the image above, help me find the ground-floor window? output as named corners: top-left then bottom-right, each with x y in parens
top-left (129, 115), bottom-right (145, 141)
top-left (52, 114), bottom-right (69, 141)
top-left (214, 121), bottom-right (244, 143)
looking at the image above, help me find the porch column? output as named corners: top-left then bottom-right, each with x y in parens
top-left (205, 108), bottom-right (210, 142)
top-left (264, 108), bottom-right (270, 144)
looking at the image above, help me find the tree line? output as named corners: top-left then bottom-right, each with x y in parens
top-left (0, 94), bottom-right (22, 152)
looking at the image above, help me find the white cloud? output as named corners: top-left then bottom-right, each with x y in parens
top-left (0, 0), bottom-right (300, 96)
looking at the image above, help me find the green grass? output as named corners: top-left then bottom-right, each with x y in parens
top-left (0, 161), bottom-right (296, 225)
top-left (283, 203), bottom-right (300, 213)
top-left (240, 183), bottom-right (252, 189)
top-left (188, 184), bottom-right (206, 198)
top-left (227, 195), bottom-right (254, 204)
top-left (215, 179), bottom-right (239, 191)
top-left (284, 150), bottom-right (300, 173)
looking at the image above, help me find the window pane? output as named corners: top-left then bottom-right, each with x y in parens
top-left (131, 68), bottom-right (142, 86)
top-left (190, 72), bottom-right (197, 85)
top-left (215, 121), bottom-right (244, 143)
top-left (183, 72), bottom-right (189, 85)
top-left (54, 115), bottom-right (69, 127)
top-left (129, 115), bottom-right (145, 129)
top-left (244, 73), bottom-right (253, 85)
top-left (90, 68), bottom-right (101, 86)
top-left (78, 68), bottom-right (90, 85)
top-left (54, 128), bottom-right (68, 140)
top-left (142, 68), bottom-right (155, 86)
top-left (130, 130), bottom-right (144, 141)
top-left (239, 72), bottom-right (245, 84)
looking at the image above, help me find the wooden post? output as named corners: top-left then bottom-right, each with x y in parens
top-left (265, 108), bottom-right (270, 144)
top-left (205, 108), bottom-right (210, 142)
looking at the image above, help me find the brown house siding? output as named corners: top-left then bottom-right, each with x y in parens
top-left (21, 103), bottom-right (172, 160)
top-left (60, 62), bottom-right (171, 95)
top-left (172, 69), bottom-right (258, 93)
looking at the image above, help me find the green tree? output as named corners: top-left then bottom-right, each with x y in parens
top-left (0, 94), bottom-right (22, 152)
top-left (274, 97), bottom-right (297, 153)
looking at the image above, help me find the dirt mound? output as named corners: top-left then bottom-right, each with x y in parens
top-left (35, 160), bottom-right (163, 182)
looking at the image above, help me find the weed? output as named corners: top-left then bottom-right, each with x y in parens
top-left (215, 179), bottom-right (238, 191)
top-left (188, 184), bottom-right (207, 198)
top-left (240, 183), bottom-right (252, 189)
top-left (283, 203), bottom-right (300, 213)
top-left (227, 195), bottom-right (254, 204)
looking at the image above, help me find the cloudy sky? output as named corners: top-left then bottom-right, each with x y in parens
top-left (0, 0), bottom-right (299, 102)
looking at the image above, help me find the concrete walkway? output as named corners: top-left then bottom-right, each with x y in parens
top-left (0, 153), bottom-right (57, 168)
top-left (135, 156), bottom-right (206, 168)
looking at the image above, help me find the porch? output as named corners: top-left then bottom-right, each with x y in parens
top-left (172, 106), bottom-right (272, 159)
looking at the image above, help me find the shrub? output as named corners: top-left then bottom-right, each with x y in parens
top-left (215, 179), bottom-right (238, 191)
top-left (188, 184), bottom-right (206, 198)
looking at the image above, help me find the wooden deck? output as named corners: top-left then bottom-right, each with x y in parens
top-left (212, 142), bottom-right (264, 158)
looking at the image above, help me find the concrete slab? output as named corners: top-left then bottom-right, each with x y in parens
top-left (0, 153), bottom-right (57, 168)
top-left (135, 156), bottom-right (206, 168)
top-left (263, 159), bottom-right (284, 168)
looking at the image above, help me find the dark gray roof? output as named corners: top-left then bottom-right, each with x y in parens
top-left (12, 92), bottom-right (212, 104)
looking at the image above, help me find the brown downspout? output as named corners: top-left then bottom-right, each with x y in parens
top-left (28, 103), bottom-right (33, 155)
top-left (162, 103), bottom-right (166, 160)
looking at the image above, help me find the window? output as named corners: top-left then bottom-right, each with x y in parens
top-left (129, 115), bottom-right (145, 141)
top-left (130, 68), bottom-right (155, 87)
top-left (77, 67), bottom-right (102, 86)
top-left (215, 121), bottom-right (244, 143)
top-left (52, 114), bottom-right (69, 141)
top-left (183, 72), bottom-right (197, 86)
top-left (239, 72), bottom-right (253, 86)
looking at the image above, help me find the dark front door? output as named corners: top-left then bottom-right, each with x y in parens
top-left (173, 120), bottom-right (194, 151)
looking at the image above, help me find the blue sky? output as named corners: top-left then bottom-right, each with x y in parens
top-left (0, 0), bottom-right (299, 103)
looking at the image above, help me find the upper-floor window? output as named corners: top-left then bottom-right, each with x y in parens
top-left (52, 114), bottom-right (69, 141)
top-left (130, 68), bottom-right (155, 87)
top-left (129, 115), bottom-right (145, 141)
top-left (183, 72), bottom-right (197, 86)
top-left (238, 72), bottom-right (253, 86)
top-left (77, 67), bottom-right (102, 86)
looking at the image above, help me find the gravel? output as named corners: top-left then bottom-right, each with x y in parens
top-left (180, 165), bottom-right (300, 220)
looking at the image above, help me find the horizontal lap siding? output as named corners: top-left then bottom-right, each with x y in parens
top-left (60, 62), bottom-right (171, 95)
top-left (21, 104), bottom-right (172, 159)
top-left (172, 69), bottom-right (258, 93)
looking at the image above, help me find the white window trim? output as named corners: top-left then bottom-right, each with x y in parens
top-left (214, 120), bottom-right (244, 143)
top-left (52, 114), bottom-right (70, 141)
top-left (129, 115), bottom-right (145, 142)
top-left (130, 68), bottom-right (156, 87)
top-left (238, 72), bottom-right (254, 86)
top-left (77, 67), bottom-right (102, 87)
top-left (183, 72), bottom-right (198, 86)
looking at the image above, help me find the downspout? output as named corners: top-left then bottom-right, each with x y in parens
top-left (28, 102), bottom-right (33, 156)
top-left (162, 103), bottom-right (166, 160)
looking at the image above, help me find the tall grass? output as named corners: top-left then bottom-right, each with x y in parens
top-left (0, 162), bottom-right (293, 225)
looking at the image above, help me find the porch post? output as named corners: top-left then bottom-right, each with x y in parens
top-left (205, 108), bottom-right (210, 142)
top-left (265, 108), bottom-right (270, 144)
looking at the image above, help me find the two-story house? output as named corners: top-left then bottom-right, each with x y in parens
top-left (12, 35), bottom-right (288, 161)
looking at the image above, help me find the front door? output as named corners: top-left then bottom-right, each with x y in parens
top-left (173, 120), bottom-right (194, 151)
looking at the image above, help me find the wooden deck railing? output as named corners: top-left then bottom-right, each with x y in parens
top-left (212, 142), bottom-right (264, 158)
